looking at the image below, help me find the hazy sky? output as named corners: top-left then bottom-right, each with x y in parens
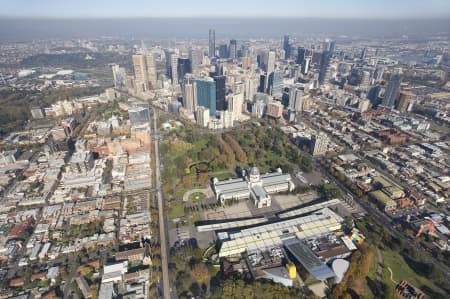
top-left (1, 0), bottom-right (450, 18)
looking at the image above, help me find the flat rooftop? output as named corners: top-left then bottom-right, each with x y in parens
top-left (284, 238), bottom-right (336, 281)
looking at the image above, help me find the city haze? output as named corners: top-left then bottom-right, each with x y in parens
top-left (0, 17), bottom-right (449, 41)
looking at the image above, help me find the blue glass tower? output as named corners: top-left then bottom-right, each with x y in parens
top-left (196, 78), bottom-right (216, 116)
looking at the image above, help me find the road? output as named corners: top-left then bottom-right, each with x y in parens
top-left (150, 107), bottom-right (171, 299)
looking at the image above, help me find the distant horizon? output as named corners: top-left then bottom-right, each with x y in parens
top-left (2, 0), bottom-right (450, 19)
top-left (1, 16), bottom-right (450, 21)
top-left (0, 17), bottom-right (449, 42)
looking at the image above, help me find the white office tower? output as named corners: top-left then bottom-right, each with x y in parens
top-left (220, 110), bottom-right (234, 128)
top-left (360, 70), bottom-right (370, 88)
top-left (145, 53), bottom-right (158, 89)
top-left (132, 53), bottom-right (158, 94)
top-left (170, 53), bottom-right (179, 85)
top-left (289, 87), bottom-right (304, 111)
top-left (189, 48), bottom-right (203, 73)
top-left (112, 64), bottom-right (127, 91)
top-left (266, 51), bottom-right (276, 74)
top-left (310, 133), bottom-right (329, 156)
top-left (244, 77), bottom-right (258, 101)
top-left (302, 57), bottom-right (311, 75)
top-left (228, 92), bottom-right (244, 119)
top-left (132, 54), bottom-right (148, 94)
top-left (196, 106), bottom-right (210, 127)
top-left (182, 74), bottom-right (197, 112)
top-left (252, 100), bottom-right (266, 118)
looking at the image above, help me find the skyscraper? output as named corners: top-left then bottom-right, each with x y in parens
top-left (266, 51), bottom-right (276, 74)
top-left (259, 74), bottom-right (267, 93)
top-left (112, 64), bottom-right (127, 91)
top-left (283, 35), bottom-right (291, 59)
top-left (196, 78), bottom-right (216, 116)
top-left (189, 48), bottom-right (203, 73)
top-left (177, 58), bottom-right (192, 84)
top-left (396, 92), bottom-right (415, 113)
top-left (383, 73), bottom-right (403, 107)
top-left (373, 67), bottom-right (384, 81)
top-left (132, 54), bottom-right (148, 93)
top-left (322, 39), bottom-right (336, 52)
top-left (301, 57), bottom-right (311, 75)
top-left (132, 53), bottom-right (157, 93)
top-left (218, 44), bottom-right (228, 59)
top-left (296, 47), bottom-right (306, 65)
top-left (269, 71), bottom-right (283, 97)
top-left (209, 29), bottom-right (215, 58)
top-left (318, 51), bottom-right (332, 85)
top-left (228, 93), bottom-right (244, 119)
top-left (289, 87), bottom-right (304, 111)
top-left (360, 70), bottom-right (371, 87)
top-left (145, 53), bottom-right (157, 89)
top-left (360, 47), bottom-right (367, 60)
top-left (196, 106), bottom-right (210, 127)
top-left (169, 52), bottom-right (179, 85)
top-left (229, 39), bottom-right (237, 59)
top-left (214, 75), bottom-right (227, 111)
top-left (182, 74), bottom-right (197, 112)
top-left (329, 40), bottom-right (336, 52)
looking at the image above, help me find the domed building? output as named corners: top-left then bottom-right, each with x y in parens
top-left (212, 166), bottom-right (295, 208)
top-left (248, 166), bottom-right (261, 183)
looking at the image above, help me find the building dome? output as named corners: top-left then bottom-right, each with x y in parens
top-left (249, 167), bottom-right (261, 183)
top-left (249, 167), bottom-right (260, 177)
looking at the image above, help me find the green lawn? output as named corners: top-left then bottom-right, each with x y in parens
top-left (381, 249), bottom-right (445, 298)
top-left (168, 202), bottom-right (185, 219)
top-left (189, 192), bottom-right (206, 203)
top-left (189, 212), bottom-right (202, 225)
top-left (367, 246), bottom-right (380, 280)
top-left (175, 188), bottom-right (187, 199)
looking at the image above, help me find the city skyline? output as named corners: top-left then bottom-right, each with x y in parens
top-left (0, 2), bottom-right (449, 298)
top-left (2, 0), bottom-right (450, 19)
